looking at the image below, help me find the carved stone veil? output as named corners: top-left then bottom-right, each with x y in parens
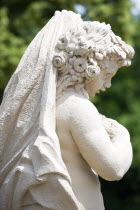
top-left (0, 11), bottom-right (82, 209)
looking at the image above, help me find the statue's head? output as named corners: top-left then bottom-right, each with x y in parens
top-left (53, 21), bottom-right (134, 98)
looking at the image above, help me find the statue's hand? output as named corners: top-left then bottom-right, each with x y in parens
top-left (100, 114), bottom-right (130, 145)
top-left (100, 115), bottom-right (118, 140)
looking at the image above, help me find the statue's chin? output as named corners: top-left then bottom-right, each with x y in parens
top-left (90, 93), bottom-right (96, 97)
top-left (90, 91), bottom-right (101, 97)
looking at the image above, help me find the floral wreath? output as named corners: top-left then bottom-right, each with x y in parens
top-left (53, 21), bottom-right (134, 97)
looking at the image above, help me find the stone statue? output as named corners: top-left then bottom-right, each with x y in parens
top-left (0, 10), bottom-right (134, 210)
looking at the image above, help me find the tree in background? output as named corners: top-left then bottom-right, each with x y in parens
top-left (0, 0), bottom-right (140, 209)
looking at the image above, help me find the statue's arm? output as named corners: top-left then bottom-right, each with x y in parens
top-left (70, 99), bottom-right (132, 181)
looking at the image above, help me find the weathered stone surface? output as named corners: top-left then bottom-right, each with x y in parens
top-left (0, 10), bottom-right (134, 209)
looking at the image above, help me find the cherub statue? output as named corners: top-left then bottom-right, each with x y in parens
top-left (0, 10), bottom-right (134, 210)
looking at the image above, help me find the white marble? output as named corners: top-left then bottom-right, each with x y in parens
top-left (0, 10), bottom-right (134, 210)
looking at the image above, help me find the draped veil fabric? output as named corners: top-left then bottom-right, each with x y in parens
top-left (0, 11), bottom-right (83, 209)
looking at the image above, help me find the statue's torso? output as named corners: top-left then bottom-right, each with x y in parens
top-left (56, 90), bottom-right (105, 210)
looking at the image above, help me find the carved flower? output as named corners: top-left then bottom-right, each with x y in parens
top-left (75, 43), bottom-right (89, 56)
top-left (74, 58), bottom-right (88, 73)
top-left (77, 48), bottom-right (89, 56)
top-left (66, 43), bottom-right (75, 53)
top-left (57, 34), bottom-right (69, 50)
top-left (53, 54), bottom-right (66, 68)
top-left (85, 65), bottom-right (100, 79)
top-left (95, 52), bottom-right (104, 60)
top-left (74, 38), bottom-right (90, 56)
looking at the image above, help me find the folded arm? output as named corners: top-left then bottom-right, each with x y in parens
top-left (70, 100), bottom-right (133, 181)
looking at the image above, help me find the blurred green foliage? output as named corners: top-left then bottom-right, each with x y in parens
top-left (0, 0), bottom-right (140, 209)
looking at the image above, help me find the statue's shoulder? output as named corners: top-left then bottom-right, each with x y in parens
top-left (56, 91), bottom-right (99, 121)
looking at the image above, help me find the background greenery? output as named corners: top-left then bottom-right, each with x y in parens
top-left (0, 0), bottom-right (140, 209)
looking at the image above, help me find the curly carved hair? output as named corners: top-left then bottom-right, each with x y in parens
top-left (53, 21), bottom-right (134, 98)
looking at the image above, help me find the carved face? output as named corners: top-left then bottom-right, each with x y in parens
top-left (85, 63), bottom-right (119, 97)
